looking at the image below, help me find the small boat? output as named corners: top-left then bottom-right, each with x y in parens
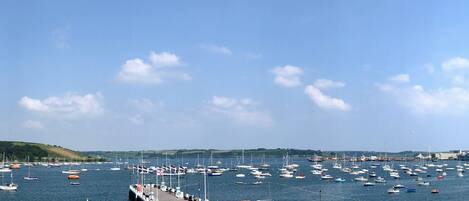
top-left (255, 175), bottom-right (266, 179)
top-left (363, 182), bottom-right (375, 186)
top-left (437, 175), bottom-right (444, 180)
top-left (406, 188), bottom-right (416, 193)
top-left (458, 172), bottom-right (464, 177)
top-left (321, 175), bottom-right (333, 180)
top-left (279, 173), bottom-right (293, 178)
top-left (109, 167), bottom-right (121, 171)
top-left (62, 170), bottom-right (81, 175)
top-left (70, 182), bottom-right (80, 186)
top-left (374, 177), bottom-right (386, 183)
top-left (208, 172), bottom-right (222, 176)
top-left (393, 184), bottom-right (405, 189)
top-left (295, 173), bottom-right (305, 179)
top-left (354, 176), bottom-right (368, 182)
top-left (387, 188), bottom-right (399, 194)
top-left (418, 181), bottom-right (430, 186)
top-left (335, 178), bottom-right (346, 182)
top-left (431, 188), bottom-right (439, 194)
top-left (236, 174), bottom-right (245, 178)
top-left (67, 175), bottom-right (80, 180)
top-left (252, 181), bottom-right (263, 185)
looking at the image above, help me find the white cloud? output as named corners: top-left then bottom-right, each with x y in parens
top-left (382, 85), bottom-right (469, 114)
top-left (117, 58), bottom-right (162, 84)
top-left (129, 114), bottom-right (144, 125)
top-left (313, 79), bottom-right (345, 89)
top-left (18, 92), bottom-right (104, 118)
top-left (201, 44), bottom-right (232, 55)
top-left (304, 85), bottom-right (351, 111)
top-left (207, 96), bottom-right (272, 127)
top-left (149, 51), bottom-right (180, 67)
top-left (389, 74), bottom-right (410, 84)
top-left (442, 57), bottom-right (469, 72)
top-left (272, 65), bottom-right (303, 87)
top-left (117, 51), bottom-right (191, 84)
top-left (22, 120), bottom-right (44, 129)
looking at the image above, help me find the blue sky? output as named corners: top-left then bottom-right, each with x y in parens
top-left (3, 0), bottom-right (469, 151)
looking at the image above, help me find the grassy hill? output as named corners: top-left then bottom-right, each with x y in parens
top-left (0, 141), bottom-right (103, 162)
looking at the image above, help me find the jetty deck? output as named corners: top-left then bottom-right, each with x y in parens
top-left (129, 184), bottom-right (199, 201)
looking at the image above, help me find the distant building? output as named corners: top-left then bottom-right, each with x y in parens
top-left (433, 152), bottom-right (458, 160)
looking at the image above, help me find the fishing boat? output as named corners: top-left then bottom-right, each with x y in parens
top-left (0, 172), bottom-right (17, 191)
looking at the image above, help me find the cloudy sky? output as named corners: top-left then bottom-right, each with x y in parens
top-left (2, 0), bottom-right (469, 151)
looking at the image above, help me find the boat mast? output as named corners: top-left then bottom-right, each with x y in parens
top-left (203, 165), bottom-right (208, 201)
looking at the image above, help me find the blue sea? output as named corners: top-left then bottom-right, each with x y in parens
top-left (1, 158), bottom-right (468, 201)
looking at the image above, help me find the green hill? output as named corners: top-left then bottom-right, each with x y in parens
top-left (0, 141), bottom-right (103, 162)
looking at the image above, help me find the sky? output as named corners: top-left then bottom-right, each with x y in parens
top-left (2, 0), bottom-right (469, 151)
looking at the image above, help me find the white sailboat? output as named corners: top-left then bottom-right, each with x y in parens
top-left (0, 172), bottom-right (18, 191)
top-left (175, 167), bottom-right (184, 198)
top-left (0, 153), bottom-right (11, 173)
top-left (24, 156), bottom-right (38, 180)
top-left (236, 150), bottom-right (252, 169)
top-left (110, 156), bottom-right (121, 171)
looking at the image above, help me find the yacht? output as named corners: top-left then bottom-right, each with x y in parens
top-left (0, 172), bottom-right (17, 191)
top-left (321, 175), bottom-right (333, 180)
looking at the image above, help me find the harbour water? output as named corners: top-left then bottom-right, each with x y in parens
top-left (1, 158), bottom-right (469, 201)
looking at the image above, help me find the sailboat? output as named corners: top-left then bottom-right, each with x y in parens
top-left (203, 166), bottom-right (209, 201)
top-left (0, 153), bottom-right (11, 173)
top-left (110, 157), bottom-right (121, 171)
top-left (175, 167), bottom-right (184, 198)
top-left (259, 153), bottom-right (270, 170)
top-left (0, 172), bottom-right (18, 191)
top-left (236, 150), bottom-right (252, 169)
top-left (24, 156), bottom-right (38, 180)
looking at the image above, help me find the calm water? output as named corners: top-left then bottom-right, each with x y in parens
top-left (1, 158), bottom-right (468, 201)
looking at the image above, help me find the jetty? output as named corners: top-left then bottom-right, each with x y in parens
top-left (128, 184), bottom-right (201, 201)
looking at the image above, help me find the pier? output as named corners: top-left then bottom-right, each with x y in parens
top-left (128, 184), bottom-right (201, 201)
